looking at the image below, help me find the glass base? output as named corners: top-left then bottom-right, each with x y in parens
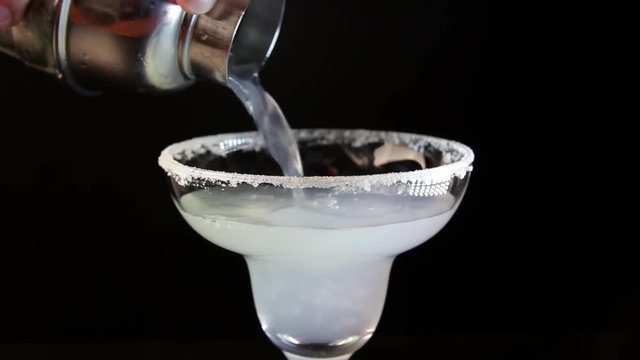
top-left (283, 352), bottom-right (351, 360)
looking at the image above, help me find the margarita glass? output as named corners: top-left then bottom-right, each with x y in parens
top-left (158, 129), bottom-right (474, 360)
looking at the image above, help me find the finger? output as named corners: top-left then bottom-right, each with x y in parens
top-left (9, 0), bottom-right (29, 22)
top-left (0, 4), bottom-right (12, 28)
top-left (177, 0), bottom-right (217, 14)
top-left (0, 0), bottom-right (29, 27)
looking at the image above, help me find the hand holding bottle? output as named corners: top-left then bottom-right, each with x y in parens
top-left (0, 0), bottom-right (217, 28)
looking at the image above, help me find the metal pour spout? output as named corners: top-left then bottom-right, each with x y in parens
top-left (186, 0), bottom-right (286, 84)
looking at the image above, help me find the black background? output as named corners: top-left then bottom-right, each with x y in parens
top-left (0, 0), bottom-right (636, 359)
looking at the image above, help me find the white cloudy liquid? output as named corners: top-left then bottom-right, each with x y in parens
top-left (177, 189), bottom-right (457, 357)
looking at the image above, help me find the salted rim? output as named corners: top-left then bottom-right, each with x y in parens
top-left (158, 129), bottom-right (475, 189)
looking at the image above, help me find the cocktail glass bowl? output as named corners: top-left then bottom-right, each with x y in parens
top-left (158, 129), bottom-right (474, 360)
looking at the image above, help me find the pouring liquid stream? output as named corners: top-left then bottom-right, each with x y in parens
top-left (228, 74), bottom-right (304, 177)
